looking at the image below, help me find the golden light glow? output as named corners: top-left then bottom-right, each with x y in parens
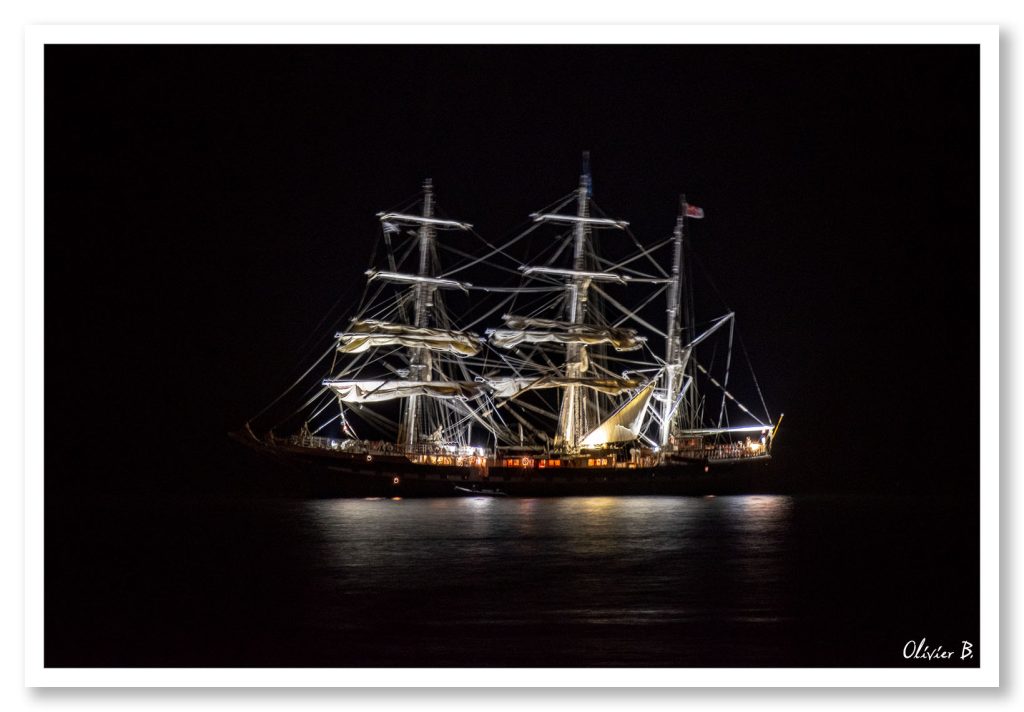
top-left (581, 497), bottom-right (615, 512)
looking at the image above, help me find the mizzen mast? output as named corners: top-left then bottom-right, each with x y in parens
top-left (678, 195), bottom-right (701, 431)
top-left (660, 198), bottom-right (687, 447)
top-left (660, 194), bottom-right (710, 444)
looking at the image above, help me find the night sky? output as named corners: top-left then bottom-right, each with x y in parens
top-left (44, 44), bottom-right (980, 496)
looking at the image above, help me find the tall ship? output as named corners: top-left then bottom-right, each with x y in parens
top-left (235, 157), bottom-right (782, 496)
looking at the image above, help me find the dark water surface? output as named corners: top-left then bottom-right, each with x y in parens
top-left (45, 493), bottom-right (979, 667)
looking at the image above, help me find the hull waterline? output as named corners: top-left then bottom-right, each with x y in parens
top-left (231, 432), bottom-right (775, 498)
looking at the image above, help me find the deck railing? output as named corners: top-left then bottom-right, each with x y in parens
top-left (290, 435), bottom-right (486, 465)
top-left (288, 434), bottom-right (769, 466)
top-left (673, 442), bottom-right (770, 461)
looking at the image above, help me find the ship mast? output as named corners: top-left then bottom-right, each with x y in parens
top-left (300, 163), bottom-right (778, 464)
top-left (556, 159), bottom-right (593, 452)
top-left (660, 197), bottom-right (686, 447)
top-left (679, 196), bottom-right (699, 430)
top-left (401, 179), bottom-right (435, 451)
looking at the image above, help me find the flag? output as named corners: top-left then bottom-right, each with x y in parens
top-left (685, 204), bottom-right (705, 219)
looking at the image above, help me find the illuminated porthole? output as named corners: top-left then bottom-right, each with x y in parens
top-left (393, 476), bottom-right (400, 485)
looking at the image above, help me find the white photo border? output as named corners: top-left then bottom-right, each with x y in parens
top-left (23, 23), bottom-right (999, 688)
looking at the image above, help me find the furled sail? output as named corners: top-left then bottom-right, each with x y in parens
top-left (337, 320), bottom-right (481, 357)
top-left (324, 379), bottom-right (482, 403)
top-left (519, 266), bottom-right (629, 284)
top-left (488, 315), bottom-right (646, 352)
top-left (580, 383), bottom-right (656, 447)
top-left (365, 269), bottom-right (471, 292)
top-left (486, 375), bottom-right (643, 399)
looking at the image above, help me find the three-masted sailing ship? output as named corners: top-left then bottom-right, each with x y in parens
top-left (236, 157), bottom-right (782, 495)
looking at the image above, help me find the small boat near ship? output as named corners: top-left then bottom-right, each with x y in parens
top-left (234, 156), bottom-right (781, 496)
top-left (453, 485), bottom-right (508, 497)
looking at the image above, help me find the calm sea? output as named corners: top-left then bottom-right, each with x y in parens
top-left (45, 492), bottom-right (979, 667)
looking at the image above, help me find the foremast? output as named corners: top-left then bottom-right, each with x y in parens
top-left (323, 180), bottom-right (486, 453)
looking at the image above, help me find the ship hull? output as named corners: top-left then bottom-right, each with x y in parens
top-left (233, 434), bottom-right (775, 497)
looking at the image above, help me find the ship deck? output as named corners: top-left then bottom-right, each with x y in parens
top-left (233, 433), bottom-right (774, 497)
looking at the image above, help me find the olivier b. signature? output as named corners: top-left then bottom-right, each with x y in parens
top-left (903, 638), bottom-right (974, 661)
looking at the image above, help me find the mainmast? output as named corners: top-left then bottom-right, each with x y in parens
top-left (556, 159), bottom-right (592, 451)
top-left (402, 179), bottom-right (435, 451)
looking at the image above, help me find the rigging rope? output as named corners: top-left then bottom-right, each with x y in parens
top-left (611, 283), bottom-right (669, 328)
top-left (591, 284), bottom-right (667, 338)
top-left (590, 200), bottom-right (669, 278)
top-left (737, 330), bottom-right (772, 422)
top-left (247, 341), bottom-right (338, 428)
top-left (439, 222), bottom-right (542, 277)
top-left (716, 318), bottom-right (735, 429)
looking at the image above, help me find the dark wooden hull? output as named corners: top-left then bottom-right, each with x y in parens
top-left (232, 433), bottom-right (775, 497)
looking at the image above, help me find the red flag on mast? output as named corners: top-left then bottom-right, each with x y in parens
top-left (685, 204), bottom-right (705, 219)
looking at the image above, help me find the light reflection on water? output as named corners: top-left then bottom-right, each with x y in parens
top-left (300, 496), bottom-right (796, 659)
top-left (46, 491), bottom-right (977, 667)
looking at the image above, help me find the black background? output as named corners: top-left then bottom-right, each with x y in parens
top-left (45, 44), bottom-right (980, 496)
top-left (42, 43), bottom-right (982, 670)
